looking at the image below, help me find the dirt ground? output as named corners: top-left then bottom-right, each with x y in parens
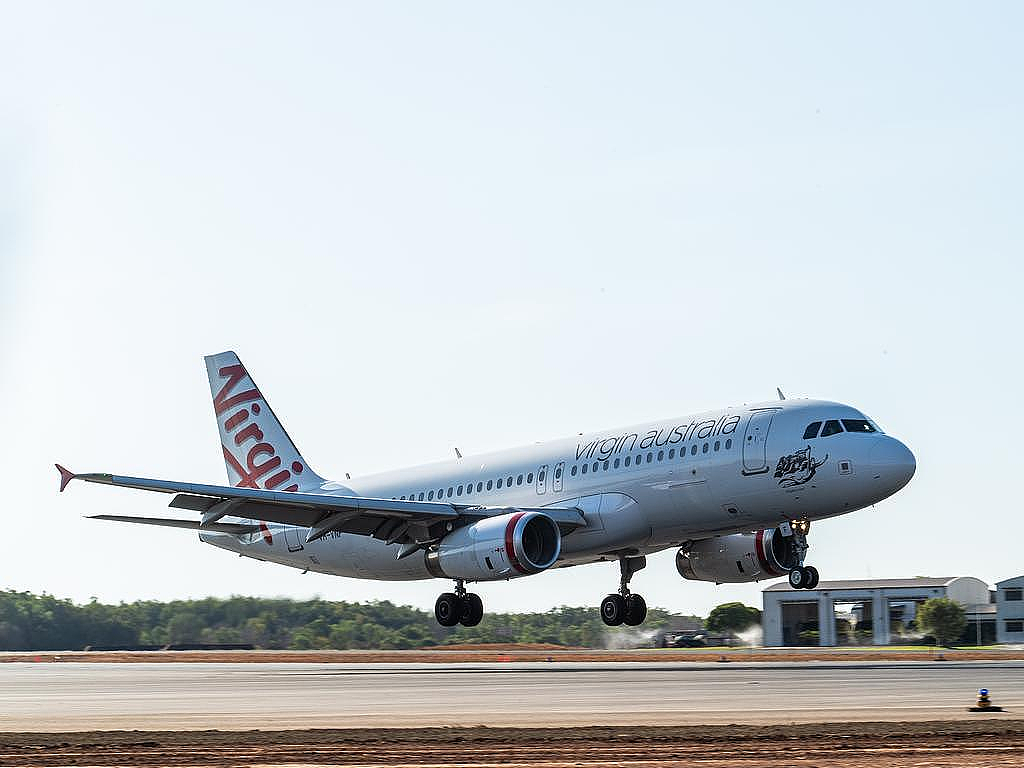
top-left (3, 646), bottom-right (1021, 664)
top-left (2, 721), bottom-right (1022, 767)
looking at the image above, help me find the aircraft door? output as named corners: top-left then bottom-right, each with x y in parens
top-left (536, 464), bottom-right (548, 495)
top-left (552, 462), bottom-right (564, 493)
top-left (742, 410), bottom-right (776, 475)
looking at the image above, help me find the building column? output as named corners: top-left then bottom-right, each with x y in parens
top-left (817, 595), bottom-right (833, 646)
top-left (763, 595), bottom-right (783, 647)
top-left (872, 592), bottom-right (890, 645)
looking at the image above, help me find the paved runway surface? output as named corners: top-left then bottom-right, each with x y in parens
top-left (2, 661), bottom-right (1022, 731)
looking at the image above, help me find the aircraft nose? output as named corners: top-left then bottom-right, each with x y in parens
top-left (868, 437), bottom-right (916, 493)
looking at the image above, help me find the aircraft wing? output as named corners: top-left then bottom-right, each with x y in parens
top-left (86, 515), bottom-right (260, 535)
top-left (57, 465), bottom-right (586, 548)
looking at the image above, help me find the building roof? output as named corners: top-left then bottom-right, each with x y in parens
top-left (967, 603), bottom-right (997, 615)
top-left (764, 577), bottom-right (962, 592)
top-left (996, 575), bottom-right (1024, 588)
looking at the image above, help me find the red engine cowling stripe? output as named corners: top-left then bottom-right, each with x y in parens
top-left (504, 511), bottom-right (529, 575)
top-left (755, 529), bottom-right (785, 577)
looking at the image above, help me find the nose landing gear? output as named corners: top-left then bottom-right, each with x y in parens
top-left (600, 556), bottom-right (648, 626)
top-left (784, 520), bottom-right (819, 589)
top-left (435, 580), bottom-right (484, 627)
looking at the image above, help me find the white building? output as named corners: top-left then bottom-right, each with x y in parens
top-left (762, 576), bottom-right (993, 647)
top-left (996, 576), bottom-right (1024, 644)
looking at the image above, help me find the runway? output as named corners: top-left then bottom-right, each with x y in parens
top-left (2, 660), bottom-right (1022, 731)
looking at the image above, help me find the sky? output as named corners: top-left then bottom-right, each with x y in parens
top-left (1, 2), bottom-right (1021, 619)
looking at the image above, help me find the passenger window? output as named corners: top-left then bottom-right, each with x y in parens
top-left (841, 419), bottom-right (876, 434)
top-left (507, 476), bottom-right (513, 486)
top-left (476, 482), bottom-right (483, 492)
top-left (725, 438), bottom-right (732, 449)
top-left (457, 485), bottom-right (463, 496)
top-left (714, 440), bottom-right (720, 451)
top-left (428, 490), bottom-right (434, 500)
top-left (592, 462), bottom-right (599, 472)
top-left (691, 445), bottom-right (697, 456)
top-left (613, 458), bottom-right (620, 468)
top-left (603, 460), bottom-right (609, 471)
top-left (624, 456), bottom-right (631, 467)
top-left (554, 467), bottom-right (562, 479)
top-left (803, 421), bottom-right (822, 440)
top-left (447, 487), bottom-right (453, 497)
top-left (571, 465), bottom-right (578, 476)
top-left (702, 443), bottom-right (709, 453)
top-left (646, 452), bottom-right (653, 463)
top-left (527, 472), bottom-right (534, 484)
top-left (419, 492), bottom-right (424, 500)
top-left (821, 419), bottom-right (844, 437)
top-left (497, 478), bottom-right (503, 489)
top-left (400, 495), bottom-right (406, 500)
top-left (582, 463), bottom-right (588, 474)
top-left (657, 450), bottom-right (664, 461)
top-left (517, 474), bottom-right (524, 485)
top-left (668, 449), bottom-right (675, 459)
top-left (538, 471), bottom-right (544, 483)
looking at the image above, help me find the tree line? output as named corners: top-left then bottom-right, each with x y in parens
top-left (0, 590), bottom-right (706, 651)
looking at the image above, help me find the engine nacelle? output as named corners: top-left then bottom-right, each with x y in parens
top-left (676, 527), bottom-right (799, 584)
top-left (425, 511), bottom-right (561, 581)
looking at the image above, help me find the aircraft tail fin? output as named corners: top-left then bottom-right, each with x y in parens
top-left (204, 351), bottom-right (325, 492)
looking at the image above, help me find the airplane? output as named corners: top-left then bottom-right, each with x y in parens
top-left (57, 351), bottom-right (916, 628)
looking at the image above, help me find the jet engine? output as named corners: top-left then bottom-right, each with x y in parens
top-left (425, 511), bottom-right (561, 581)
top-left (676, 527), bottom-right (799, 584)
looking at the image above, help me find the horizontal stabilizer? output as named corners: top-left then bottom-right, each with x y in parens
top-left (87, 515), bottom-right (259, 535)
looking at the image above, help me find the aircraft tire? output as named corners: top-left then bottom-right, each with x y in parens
top-left (803, 566), bottom-right (819, 590)
top-left (435, 592), bottom-right (462, 627)
top-left (623, 594), bottom-right (647, 626)
top-left (460, 593), bottom-right (484, 627)
top-left (788, 567), bottom-right (806, 589)
top-left (601, 594), bottom-right (627, 626)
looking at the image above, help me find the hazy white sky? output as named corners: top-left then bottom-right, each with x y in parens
top-left (2, 2), bottom-right (1021, 618)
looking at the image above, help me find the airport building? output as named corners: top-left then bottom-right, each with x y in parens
top-left (996, 576), bottom-right (1024, 644)
top-left (761, 576), bottom-right (996, 647)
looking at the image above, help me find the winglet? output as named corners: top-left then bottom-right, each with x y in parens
top-left (55, 464), bottom-right (76, 492)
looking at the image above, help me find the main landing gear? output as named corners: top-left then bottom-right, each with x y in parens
top-left (785, 519), bottom-right (820, 590)
top-left (435, 580), bottom-right (484, 627)
top-left (601, 555), bottom-right (648, 627)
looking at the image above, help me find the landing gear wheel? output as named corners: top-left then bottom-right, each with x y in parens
top-left (803, 566), bottom-right (819, 590)
top-left (601, 594), bottom-right (627, 626)
top-left (460, 593), bottom-right (484, 627)
top-left (435, 592), bottom-right (462, 627)
top-left (788, 567), bottom-right (806, 589)
top-left (623, 594), bottom-right (647, 626)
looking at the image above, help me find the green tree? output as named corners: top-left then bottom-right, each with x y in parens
top-left (166, 612), bottom-right (204, 644)
top-left (706, 602), bottom-right (761, 634)
top-left (916, 598), bottom-right (966, 647)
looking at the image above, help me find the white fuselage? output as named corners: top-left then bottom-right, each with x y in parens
top-left (200, 399), bottom-right (915, 583)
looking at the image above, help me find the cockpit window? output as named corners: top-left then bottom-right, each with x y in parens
top-left (821, 419), bottom-right (844, 437)
top-left (842, 419), bottom-right (876, 434)
top-left (802, 421), bottom-right (822, 440)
